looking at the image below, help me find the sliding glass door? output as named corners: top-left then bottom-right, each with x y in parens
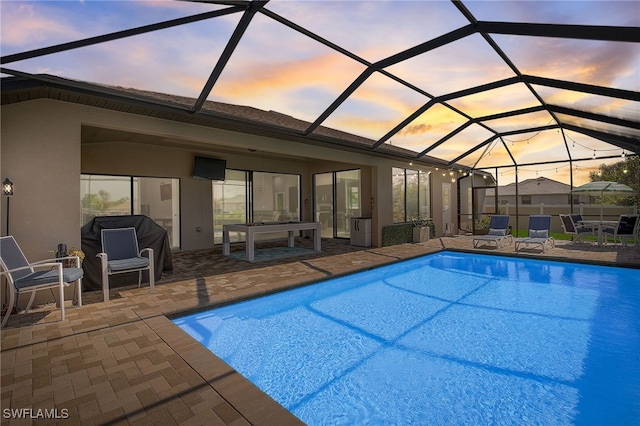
top-left (314, 169), bottom-right (361, 239)
top-left (212, 170), bottom-right (300, 244)
top-left (252, 172), bottom-right (300, 222)
top-left (314, 173), bottom-right (334, 238)
top-left (212, 170), bottom-right (248, 244)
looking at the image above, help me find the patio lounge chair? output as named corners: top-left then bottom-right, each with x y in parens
top-left (473, 215), bottom-right (513, 248)
top-left (0, 236), bottom-right (83, 327)
top-left (515, 215), bottom-right (555, 253)
top-left (603, 215), bottom-right (639, 247)
top-left (559, 214), bottom-right (594, 243)
top-left (97, 227), bottom-right (154, 302)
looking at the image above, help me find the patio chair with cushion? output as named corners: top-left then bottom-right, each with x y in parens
top-left (0, 236), bottom-right (83, 327)
top-left (559, 214), bottom-right (594, 243)
top-left (473, 215), bottom-right (513, 248)
top-left (603, 215), bottom-right (639, 248)
top-left (515, 215), bottom-right (555, 253)
top-left (97, 227), bottom-right (154, 302)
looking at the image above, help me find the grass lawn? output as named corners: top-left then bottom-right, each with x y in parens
top-left (513, 230), bottom-right (597, 242)
top-left (512, 230), bottom-right (637, 245)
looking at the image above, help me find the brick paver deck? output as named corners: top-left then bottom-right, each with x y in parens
top-left (2, 237), bottom-right (638, 425)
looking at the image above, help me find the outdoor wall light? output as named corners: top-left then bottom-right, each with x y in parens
top-left (3, 178), bottom-right (13, 236)
top-left (2, 178), bottom-right (13, 196)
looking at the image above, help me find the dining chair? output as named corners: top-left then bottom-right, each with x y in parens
top-left (603, 215), bottom-right (640, 248)
top-left (559, 214), bottom-right (594, 243)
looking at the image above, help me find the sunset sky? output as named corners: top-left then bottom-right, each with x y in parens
top-left (1, 0), bottom-right (638, 185)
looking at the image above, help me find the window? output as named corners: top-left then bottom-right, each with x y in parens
top-left (392, 168), bottom-right (406, 222)
top-left (81, 175), bottom-right (131, 221)
top-left (81, 174), bottom-right (180, 248)
top-left (521, 195), bottom-right (532, 205)
top-left (392, 167), bottom-right (431, 223)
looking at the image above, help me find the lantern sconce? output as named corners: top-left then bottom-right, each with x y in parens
top-left (3, 178), bottom-right (13, 236)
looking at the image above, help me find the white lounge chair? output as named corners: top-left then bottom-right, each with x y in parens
top-left (473, 215), bottom-right (513, 248)
top-left (515, 215), bottom-right (555, 253)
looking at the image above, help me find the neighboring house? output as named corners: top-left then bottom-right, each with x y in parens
top-left (484, 177), bottom-right (591, 210)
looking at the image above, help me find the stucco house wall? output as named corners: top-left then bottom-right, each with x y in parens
top-left (2, 98), bottom-right (455, 263)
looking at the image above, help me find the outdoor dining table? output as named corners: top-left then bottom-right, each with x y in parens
top-left (578, 220), bottom-right (619, 246)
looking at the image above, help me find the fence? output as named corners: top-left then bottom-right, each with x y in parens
top-left (462, 204), bottom-right (638, 234)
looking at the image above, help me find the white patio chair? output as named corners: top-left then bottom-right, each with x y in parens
top-left (473, 215), bottom-right (513, 248)
top-left (97, 227), bottom-right (154, 302)
top-left (515, 215), bottom-right (555, 253)
top-left (559, 214), bottom-right (594, 244)
top-left (0, 236), bottom-right (83, 327)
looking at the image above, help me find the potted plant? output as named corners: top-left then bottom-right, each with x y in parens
top-left (411, 217), bottom-right (435, 243)
top-left (474, 216), bottom-right (491, 235)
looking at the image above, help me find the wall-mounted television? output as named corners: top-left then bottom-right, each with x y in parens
top-left (192, 155), bottom-right (226, 181)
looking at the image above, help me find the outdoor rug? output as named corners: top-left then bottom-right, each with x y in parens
top-left (227, 246), bottom-right (316, 262)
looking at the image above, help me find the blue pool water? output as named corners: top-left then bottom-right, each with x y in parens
top-left (173, 251), bottom-right (640, 425)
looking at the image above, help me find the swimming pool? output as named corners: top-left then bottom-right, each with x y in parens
top-left (173, 251), bottom-right (640, 425)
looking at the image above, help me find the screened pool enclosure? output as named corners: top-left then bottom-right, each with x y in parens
top-left (1, 0), bottom-right (638, 231)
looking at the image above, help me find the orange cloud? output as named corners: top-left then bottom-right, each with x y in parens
top-left (400, 123), bottom-right (433, 136)
top-left (214, 53), bottom-right (364, 100)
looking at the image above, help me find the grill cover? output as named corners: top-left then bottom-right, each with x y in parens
top-left (81, 215), bottom-right (173, 291)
